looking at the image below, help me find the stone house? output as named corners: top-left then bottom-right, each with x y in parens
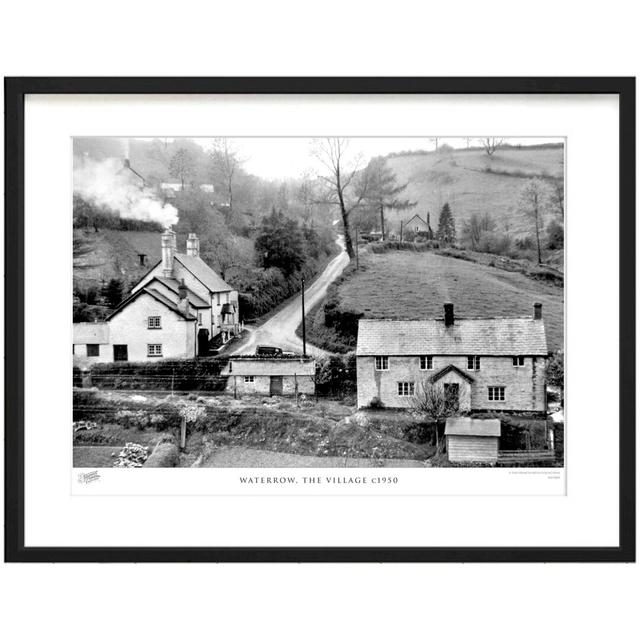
top-left (72, 230), bottom-right (240, 364)
top-left (222, 356), bottom-right (316, 396)
top-left (356, 303), bottom-right (548, 412)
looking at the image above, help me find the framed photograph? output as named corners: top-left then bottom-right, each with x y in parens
top-left (4, 77), bottom-right (635, 562)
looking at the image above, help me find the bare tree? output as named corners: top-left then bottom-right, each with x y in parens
top-left (411, 380), bottom-right (465, 448)
top-left (519, 178), bottom-right (550, 265)
top-left (548, 179), bottom-right (565, 220)
top-left (461, 212), bottom-right (496, 250)
top-left (210, 139), bottom-right (242, 220)
top-left (169, 147), bottom-right (195, 189)
top-left (312, 138), bottom-right (370, 259)
top-left (481, 137), bottom-right (504, 157)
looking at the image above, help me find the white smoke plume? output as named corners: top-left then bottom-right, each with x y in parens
top-left (74, 157), bottom-right (178, 229)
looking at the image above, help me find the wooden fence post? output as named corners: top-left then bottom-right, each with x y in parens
top-left (180, 416), bottom-right (187, 451)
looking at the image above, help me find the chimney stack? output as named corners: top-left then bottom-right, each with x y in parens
top-left (161, 229), bottom-right (176, 278)
top-left (177, 279), bottom-right (190, 316)
top-left (533, 302), bottom-right (543, 320)
top-left (186, 233), bottom-right (200, 258)
top-left (444, 303), bottom-right (454, 327)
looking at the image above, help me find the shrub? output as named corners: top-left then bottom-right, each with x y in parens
top-left (145, 440), bottom-right (179, 467)
top-left (368, 396), bottom-right (384, 409)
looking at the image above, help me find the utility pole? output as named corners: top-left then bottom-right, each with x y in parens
top-left (354, 226), bottom-right (359, 270)
top-left (301, 277), bottom-right (307, 357)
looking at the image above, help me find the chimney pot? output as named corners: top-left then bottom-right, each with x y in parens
top-left (533, 302), bottom-right (543, 320)
top-left (161, 229), bottom-right (176, 278)
top-left (186, 233), bottom-right (200, 258)
top-left (444, 303), bottom-right (454, 327)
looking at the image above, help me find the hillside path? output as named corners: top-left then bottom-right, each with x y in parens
top-left (224, 235), bottom-right (349, 356)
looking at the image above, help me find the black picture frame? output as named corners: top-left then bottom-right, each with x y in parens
top-left (4, 77), bottom-right (635, 563)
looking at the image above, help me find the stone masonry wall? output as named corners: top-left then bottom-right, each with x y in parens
top-left (357, 355), bottom-right (546, 411)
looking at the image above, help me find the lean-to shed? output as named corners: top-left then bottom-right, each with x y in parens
top-left (445, 417), bottom-right (501, 464)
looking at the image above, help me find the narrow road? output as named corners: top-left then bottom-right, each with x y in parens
top-left (224, 235), bottom-right (350, 356)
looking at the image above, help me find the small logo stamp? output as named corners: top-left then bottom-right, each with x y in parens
top-left (77, 470), bottom-right (101, 484)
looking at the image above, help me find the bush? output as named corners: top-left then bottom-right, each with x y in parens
top-left (367, 396), bottom-right (384, 409)
top-left (145, 438), bottom-right (180, 467)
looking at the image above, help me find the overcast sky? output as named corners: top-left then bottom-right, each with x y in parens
top-left (195, 136), bottom-right (563, 181)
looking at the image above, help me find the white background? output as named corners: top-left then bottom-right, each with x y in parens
top-left (26, 94), bottom-right (610, 547)
top-left (1, 2), bottom-right (638, 639)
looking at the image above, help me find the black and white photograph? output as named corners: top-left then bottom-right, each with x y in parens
top-left (72, 135), bottom-right (565, 471)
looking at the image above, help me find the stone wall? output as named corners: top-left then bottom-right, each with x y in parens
top-left (357, 354), bottom-right (546, 411)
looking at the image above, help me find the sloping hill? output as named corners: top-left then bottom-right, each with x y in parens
top-left (73, 229), bottom-right (163, 288)
top-left (384, 145), bottom-right (564, 237)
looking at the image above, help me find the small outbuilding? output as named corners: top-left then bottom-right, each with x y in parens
top-left (222, 355), bottom-right (316, 397)
top-left (445, 417), bottom-right (501, 464)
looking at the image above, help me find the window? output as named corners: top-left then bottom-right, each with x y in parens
top-left (87, 344), bottom-right (100, 357)
top-left (397, 382), bottom-right (415, 396)
top-left (467, 355), bottom-right (481, 371)
top-left (225, 292), bottom-right (230, 303)
top-left (147, 344), bottom-right (162, 357)
top-left (420, 355), bottom-right (433, 370)
top-left (216, 293), bottom-right (221, 305)
top-left (147, 316), bottom-right (161, 329)
top-left (244, 376), bottom-right (255, 383)
top-left (512, 356), bottom-right (525, 367)
top-left (488, 386), bottom-right (506, 401)
top-left (198, 312), bottom-right (203, 325)
top-left (375, 356), bottom-right (389, 370)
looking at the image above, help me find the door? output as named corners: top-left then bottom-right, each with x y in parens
top-left (197, 328), bottom-right (210, 357)
top-left (444, 383), bottom-right (460, 412)
top-left (270, 376), bottom-right (283, 396)
top-left (113, 344), bottom-right (128, 362)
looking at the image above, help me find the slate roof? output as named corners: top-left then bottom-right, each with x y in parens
top-left (152, 277), bottom-right (210, 308)
top-left (445, 417), bottom-right (501, 437)
top-left (174, 254), bottom-right (232, 293)
top-left (357, 317), bottom-right (548, 356)
top-left (73, 322), bottom-right (110, 344)
top-left (106, 287), bottom-right (197, 321)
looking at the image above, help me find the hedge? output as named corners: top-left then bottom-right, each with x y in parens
top-left (88, 358), bottom-right (228, 392)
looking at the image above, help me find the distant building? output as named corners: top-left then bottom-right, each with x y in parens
top-left (160, 182), bottom-right (215, 199)
top-left (222, 355), bottom-right (316, 396)
top-left (403, 213), bottom-right (434, 239)
top-left (73, 230), bottom-right (240, 364)
top-left (356, 302), bottom-right (548, 412)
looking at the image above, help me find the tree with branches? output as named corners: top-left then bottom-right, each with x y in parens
top-left (361, 156), bottom-right (415, 240)
top-left (411, 381), bottom-right (465, 448)
top-left (481, 137), bottom-right (504, 156)
top-left (519, 178), bottom-right (550, 264)
top-left (312, 138), bottom-right (370, 259)
top-left (210, 138), bottom-right (242, 221)
top-left (437, 202), bottom-right (456, 246)
top-left (169, 147), bottom-right (195, 189)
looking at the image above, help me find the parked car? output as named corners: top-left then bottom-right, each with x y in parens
top-left (255, 345), bottom-right (283, 357)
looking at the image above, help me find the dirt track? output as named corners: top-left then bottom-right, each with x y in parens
top-left (224, 235), bottom-right (349, 356)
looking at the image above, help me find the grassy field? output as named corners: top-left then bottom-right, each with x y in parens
top-left (383, 145), bottom-right (564, 237)
top-left (333, 250), bottom-right (563, 352)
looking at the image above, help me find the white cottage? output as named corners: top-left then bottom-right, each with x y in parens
top-left (73, 230), bottom-right (240, 363)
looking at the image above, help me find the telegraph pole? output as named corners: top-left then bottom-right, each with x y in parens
top-left (301, 277), bottom-right (307, 357)
top-left (354, 226), bottom-right (359, 270)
